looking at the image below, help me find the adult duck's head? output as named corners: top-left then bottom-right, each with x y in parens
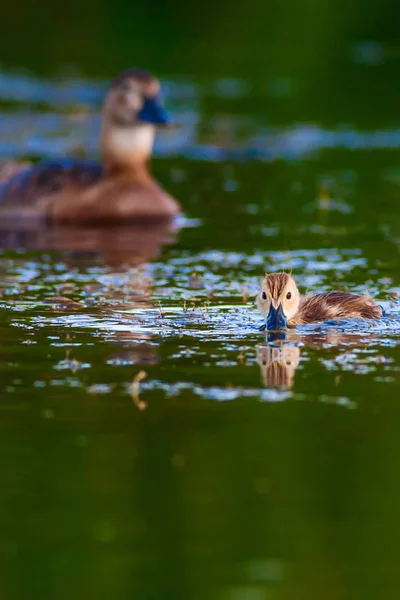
top-left (100, 68), bottom-right (172, 173)
top-left (257, 272), bottom-right (301, 330)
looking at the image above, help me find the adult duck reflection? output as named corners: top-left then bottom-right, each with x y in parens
top-left (55, 275), bottom-right (160, 370)
top-left (106, 332), bottom-right (159, 368)
top-left (0, 220), bottom-right (177, 267)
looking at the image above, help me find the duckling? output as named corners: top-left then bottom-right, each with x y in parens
top-left (257, 272), bottom-right (382, 330)
top-left (0, 68), bottom-right (180, 224)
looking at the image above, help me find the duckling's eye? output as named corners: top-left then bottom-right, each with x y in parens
top-left (286, 292), bottom-right (292, 300)
top-left (262, 292), bottom-right (267, 300)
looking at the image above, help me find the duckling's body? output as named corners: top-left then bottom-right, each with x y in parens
top-left (0, 68), bottom-right (180, 224)
top-left (257, 273), bottom-right (382, 330)
top-left (290, 290), bottom-right (381, 325)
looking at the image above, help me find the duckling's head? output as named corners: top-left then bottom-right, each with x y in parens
top-left (257, 273), bottom-right (301, 330)
top-left (100, 68), bottom-right (171, 171)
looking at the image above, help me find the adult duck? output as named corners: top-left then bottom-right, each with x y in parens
top-left (257, 272), bottom-right (382, 330)
top-left (0, 68), bottom-right (180, 224)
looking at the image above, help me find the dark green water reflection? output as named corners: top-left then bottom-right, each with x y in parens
top-left (1, 1), bottom-right (400, 597)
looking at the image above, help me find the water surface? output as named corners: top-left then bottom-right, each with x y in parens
top-left (1, 29), bottom-right (400, 600)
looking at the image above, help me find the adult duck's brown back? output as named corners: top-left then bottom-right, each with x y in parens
top-left (0, 68), bottom-right (181, 224)
top-left (257, 272), bottom-right (383, 330)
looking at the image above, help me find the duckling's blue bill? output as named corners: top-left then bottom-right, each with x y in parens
top-left (138, 95), bottom-right (171, 125)
top-left (266, 303), bottom-right (287, 330)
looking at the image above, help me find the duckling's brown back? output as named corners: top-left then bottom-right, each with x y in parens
top-left (295, 291), bottom-right (382, 324)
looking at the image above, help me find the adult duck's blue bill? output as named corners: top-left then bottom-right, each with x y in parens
top-left (138, 94), bottom-right (171, 126)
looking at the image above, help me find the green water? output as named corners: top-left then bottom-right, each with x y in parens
top-left (1, 1), bottom-right (400, 598)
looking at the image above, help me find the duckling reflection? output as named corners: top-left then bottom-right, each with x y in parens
top-left (0, 68), bottom-right (180, 224)
top-left (255, 326), bottom-right (384, 391)
top-left (256, 343), bottom-right (301, 389)
top-left (257, 272), bottom-right (382, 330)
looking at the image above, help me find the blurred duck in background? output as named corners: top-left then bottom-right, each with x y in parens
top-left (0, 68), bottom-right (180, 224)
top-left (257, 272), bottom-right (383, 331)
